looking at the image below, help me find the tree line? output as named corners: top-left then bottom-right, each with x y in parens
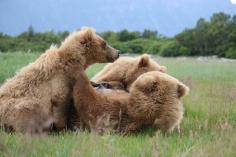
top-left (0, 12), bottom-right (236, 58)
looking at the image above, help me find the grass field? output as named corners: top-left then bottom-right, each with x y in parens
top-left (0, 52), bottom-right (236, 157)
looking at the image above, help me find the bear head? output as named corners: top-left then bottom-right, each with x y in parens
top-left (128, 71), bottom-right (189, 131)
top-left (92, 54), bottom-right (167, 88)
top-left (60, 27), bottom-right (120, 68)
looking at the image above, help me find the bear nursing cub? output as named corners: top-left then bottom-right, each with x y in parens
top-left (71, 57), bottom-right (189, 134)
top-left (0, 27), bottom-right (119, 133)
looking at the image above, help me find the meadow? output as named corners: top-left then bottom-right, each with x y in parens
top-left (0, 52), bottom-right (236, 157)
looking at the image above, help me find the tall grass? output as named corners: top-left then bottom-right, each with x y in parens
top-left (0, 53), bottom-right (236, 157)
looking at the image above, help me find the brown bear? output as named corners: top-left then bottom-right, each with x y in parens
top-left (71, 64), bottom-right (189, 134)
top-left (0, 27), bottom-right (119, 133)
top-left (92, 54), bottom-right (167, 89)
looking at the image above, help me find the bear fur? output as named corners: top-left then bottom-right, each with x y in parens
top-left (0, 27), bottom-right (119, 133)
top-left (71, 64), bottom-right (189, 134)
top-left (92, 54), bottom-right (167, 89)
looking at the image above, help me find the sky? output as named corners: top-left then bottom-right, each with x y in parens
top-left (0, 0), bottom-right (236, 36)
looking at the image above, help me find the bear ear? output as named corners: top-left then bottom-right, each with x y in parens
top-left (160, 66), bottom-right (167, 73)
top-left (79, 27), bottom-right (95, 45)
top-left (177, 82), bottom-right (189, 98)
top-left (138, 54), bottom-right (150, 67)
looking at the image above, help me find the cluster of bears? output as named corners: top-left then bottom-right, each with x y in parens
top-left (0, 27), bottom-right (189, 134)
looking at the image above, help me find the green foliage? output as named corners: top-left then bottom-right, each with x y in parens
top-left (225, 48), bottom-right (236, 59)
top-left (0, 12), bottom-right (236, 58)
top-left (112, 39), bottom-right (161, 54)
top-left (100, 31), bottom-right (118, 43)
top-left (159, 40), bottom-right (190, 57)
top-left (117, 29), bottom-right (141, 42)
top-left (0, 26), bottom-right (69, 53)
top-left (142, 29), bottom-right (158, 39)
top-left (175, 12), bottom-right (236, 58)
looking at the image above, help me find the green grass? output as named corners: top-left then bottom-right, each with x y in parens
top-left (1, 52), bottom-right (236, 157)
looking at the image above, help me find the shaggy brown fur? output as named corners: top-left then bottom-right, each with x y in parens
top-left (72, 64), bottom-right (189, 134)
top-left (0, 27), bottom-right (119, 133)
top-left (92, 54), bottom-right (167, 89)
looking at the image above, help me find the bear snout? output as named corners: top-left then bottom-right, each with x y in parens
top-left (106, 48), bottom-right (120, 62)
top-left (114, 50), bottom-right (120, 60)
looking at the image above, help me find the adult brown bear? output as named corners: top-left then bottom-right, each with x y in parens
top-left (0, 27), bottom-right (119, 133)
top-left (71, 64), bottom-right (189, 134)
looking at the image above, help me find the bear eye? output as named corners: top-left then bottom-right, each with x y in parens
top-left (102, 41), bottom-right (107, 49)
